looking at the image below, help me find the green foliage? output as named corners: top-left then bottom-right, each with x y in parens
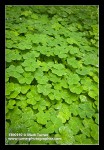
top-left (6, 5), bottom-right (99, 145)
top-left (55, 126), bottom-right (75, 144)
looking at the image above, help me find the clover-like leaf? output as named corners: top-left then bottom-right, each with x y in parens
top-left (82, 118), bottom-right (95, 129)
top-left (52, 22), bottom-right (62, 30)
top-left (76, 66), bottom-right (91, 75)
top-left (80, 127), bottom-right (91, 137)
top-left (19, 72), bottom-right (34, 84)
top-left (6, 49), bottom-right (22, 62)
top-left (82, 53), bottom-right (98, 66)
top-left (7, 100), bottom-right (16, 109)
top-left (27, 98), bottom-right (37, 105)
top-left (6, 40), bottom-right (14, 48)
top-left (21, 107), bottom-right (36, 121)
top-left (67, 37), bottom-right (79, 45)
top-left (69, 83), bottom-right (83, 94)
top-left (88, 89), bottom-right (98, 99)
top-left (65, 92), bottom-right (78, 104)
top-left (22, 59), bottom-right (39, 72)
top-left (55, 126), bottom-right (75, 145)
top-left (78, 102), bottom-right (95, 118)
top-left (68, 117), bottom-right (83, 135)
top-left (36, 110), bottom-right (50, 125)
top-left (51, 64), bottom-right (66, 76)
top-left (90, 124), bottom-right (99, 140)
top-left (69, 102), bottom-right (79, 116)
top-left (10, 83), bottom-right (21, 98)
top-left (17, 40), bottom-right (32, 50)
top-left (37, 84), bottom-right (52, 95)
top-left (53, 90), bottom-right (62, 100)
top-left (57, 103), bottom-right (71, 123)
top-left (31, 13), bottom-right (39, 19)
top-left (67, 73), bottom-right (80, 85)
top-left (21, 85), bottom-right (30, 94)
top-left (74, 134), bottom-right (91, 144)
top-left (45, 116), bottom-right (63, 133)
top-left (93, 113), bottom-right (99, 124)
top-left (67, 57), bottom-right (79, 68)
top-left (28, 122), bottom-right (41, 134)
top-left (48, 73), bottom-right (61, 83)
top-left (81, 76), bottom-right (93, 91)
top-left (33, 99), bottom-right (47, 111)
top-left (6, 82), bottom-right (14, 95)
top-left (68, 45), bottom-right (80, 54)
top-left (79, 95), bottom-right (87, 102)
top-left (16, 100), bottom-right (27, 109)
top-left (21, 10), bottom-right (32, 16)
top-left (36, 76), bottom-right (48, 84)
top-left (23, 51), bottom-right (40, 59)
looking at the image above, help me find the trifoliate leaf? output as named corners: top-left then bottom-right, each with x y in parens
top-left (23, 51), bottom-right (40, 59)
top-left (51, 64), bottom-right (67, 76)
top-left (10, 91), bottom-right (20, 98)
top-left (67, 57), bottom-right (79, 68)
top-left (68, 45), bottom-right (80, 54)
top-left (6, 40), bottom-right (14, 48)
top-left (28, 122), bottom-right (41, 133)
top-left (48, 73), bottom-right (61, 83)
top-left (21, 10), bottom-right (32, 16)
top-left (93, 113), bottom-right (99, 124)
top-left (57, 104), bottom-right (71, 123)
top-left (22, 59), bottom-right (39, 72)
top-left (88, 89), bottom-right (98, 99)
top-left (27, 98), bottom-right (36, 105)
top-left (36, 110), bottom-right (50, 125)
top-left (16, 100), bottom-right (27, 109)
top-left (59, 79), bottom-right (68, 88)
top-left (31, 14), bottom-right (39, 19)
top-left (55, 126), bottom-right (75, 145)
top-left (6, 49), bottom-right (22, 62)
top-left (37, 84), bottom-right (52, 95)
top-left (79, 95), bottom-right (87, 102)
top-left (21, 107), bottom-right (36, 121)
top-left (20, 72), bottom-right (34, 84)
top-left (82, 118), bottom-right (95, 129)
top-left (46, 116), bottom-right (63, 133)
top-left (17, 40), bottom-right (32, 50)
top-left (67, 37), bottom-right (79, 45)
top-left (74, 134), bottom-right (89, 144)
top-left (69, 83), bottom-right (83, 94)
top-left (64, 92), bottom-right (78, 104)
top-left (68, 117), bottom-right (83, 135)
top-left (67, 73), bottom-right (80, 85)
top-left (80, 127), bottom-right (91, 137)
top-left (6, 82), bottom-right (14, 95)
top-left (21, 85), bottom-right (30, 94)
top-left (33, 99), bottom-right (47, 111)
top-left (16, 66), bottom-right (24, 74)
top-left (82, 53), bottom-right (98, 66)
top-left (90, 124), bottom-right (99, 140)
top-left (7, 100), bottom-right (16, 109)
top-left (93, 75), bottom-right (99, 83)
top-left (70, 102), bottom-right (79, 116)
top-left (78, 102), bottom-right (95, 118)
top-left (76, 66), bottom-right (91, 75)
top-left (36, 76), bottom-right (48, 84)
top-left (53, 90), bottom-right (62, 100)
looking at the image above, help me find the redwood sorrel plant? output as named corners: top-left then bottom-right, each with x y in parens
top-left (5, 5), bottom-right (99, 145)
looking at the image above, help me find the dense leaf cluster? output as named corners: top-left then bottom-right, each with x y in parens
top-left (6, 5), bottom-right (99, 145)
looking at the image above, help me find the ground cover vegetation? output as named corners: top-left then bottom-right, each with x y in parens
top-left (5, 5), bottom-right (99, 145)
